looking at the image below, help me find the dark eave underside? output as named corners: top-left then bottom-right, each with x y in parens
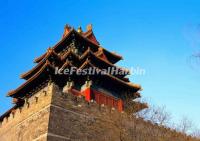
top-left (21, 48), bottom-right (128, 81)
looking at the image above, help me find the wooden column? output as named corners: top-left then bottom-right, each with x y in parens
top-left (81, 79), bottom-right (92, 102)
top-left (118, 99), bottom-right (123, 112)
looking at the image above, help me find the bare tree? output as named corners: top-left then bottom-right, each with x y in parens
top-left (192, 128), bottom-right (200, 139)
top-left (137, 104), bottom-right (171, 126)
top-left (176, 116), bottom-right (194, 134)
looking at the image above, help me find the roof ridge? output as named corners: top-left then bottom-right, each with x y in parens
top-left (8, 60), bottom-right (55, 97)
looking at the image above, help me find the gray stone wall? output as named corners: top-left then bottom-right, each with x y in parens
top-left (0, 84), bottom-right (53, 141)
top-left (0, 83), bottom-right (199, 141)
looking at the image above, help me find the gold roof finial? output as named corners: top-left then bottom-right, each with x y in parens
top-left (87, 24), bottom-right (92, 31)
top-left (77, 26), bottom-right (82, 33)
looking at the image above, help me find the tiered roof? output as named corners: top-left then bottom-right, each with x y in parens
top-left (7, 24), bottom-right (141, 102)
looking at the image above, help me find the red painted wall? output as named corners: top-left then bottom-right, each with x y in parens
top-left (80, 88), bottom-right (123, 112)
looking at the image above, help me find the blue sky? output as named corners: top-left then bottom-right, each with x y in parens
top-left (0, 0), bottom-right (200, 128)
